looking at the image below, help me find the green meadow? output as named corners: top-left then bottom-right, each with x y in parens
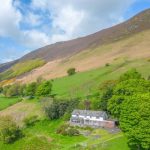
top-left (52, 58), bottom-right (150, 98)
top-left (0, 96), bottom-right (21, 110)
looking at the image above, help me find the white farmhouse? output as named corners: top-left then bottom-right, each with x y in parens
top-left (70, 109), bottom-right (115, 128)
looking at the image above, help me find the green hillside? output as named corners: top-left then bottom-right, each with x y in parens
top-left (52, 58), bottom-right (150, 98)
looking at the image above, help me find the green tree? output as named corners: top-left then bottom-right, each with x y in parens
top-left (99, 80), bottom-right (117, 111)
top-left (120, 94), bottom-right (150, 150)
top-left (67, 68), bottom-right (76, 76)
top-left (108, 79), bottom-right (150, 118)
top-left (36, 81), bottom-right (52, 97)
top-left (25, 82), bottom-right (37, 97)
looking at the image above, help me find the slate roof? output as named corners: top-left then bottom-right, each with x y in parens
top-left (72, 109), bottom-right (108, 118)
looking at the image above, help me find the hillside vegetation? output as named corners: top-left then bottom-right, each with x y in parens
top-left (0, 59), bottom-right (45, 81)
top-left (52, 58), bottom-right (150, 98)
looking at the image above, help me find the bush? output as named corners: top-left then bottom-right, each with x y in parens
top-left (0, 116), bottom-right (22, 144)
top-left (43, 99), bottom-right (79, 120)
top-left (23, 115), bottom-right (39, 127)
top-left (67, 68), bottom-right (76, 76)
top-left (43, 100), bottom-right (69, 120)
top-left (36, 81), bottom-right (52, 97)
top-left (56, 124), bottom-right (79, 136)
top-left (66, 128), bottom-right (80, 136)
top-left (105, 63), bottom-right (110, 67)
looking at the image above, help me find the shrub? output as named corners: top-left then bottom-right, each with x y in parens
top-left (36, 81), bottom-right (52, 97)
top-left (43, 100), bottom-right (69, 120)
top-left (42, 98), bottom-right (79, 120)
top-left (105, 63), bottom-right (110, 67)
top-left (25, 82), bottom-right (37, 97)
top-left (23, 115), bottom-right (39, 127)
top-left (56, 124), bottom-right (69, 135)
top-left (56, 124), bottom-right (79, 136)
top-left (66, 128), bottom-right (80, 136)
top-left (67, 68), bottom-right (76, 76)
top-left (0, 116), bottom-right (22, 144)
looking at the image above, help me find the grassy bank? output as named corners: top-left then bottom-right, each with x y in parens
top-left (0, 96), bottom-right (21, 111)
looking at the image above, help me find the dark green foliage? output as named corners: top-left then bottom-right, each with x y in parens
top-left (105, 63), bottom-right (110, 67)
top-left (0, 86), bottom-right (3, 93)
top-left (67, 68), bottom-right (76, 76)
top-left (36, 81), bottom-right (52, 97)
top-left (23, 115), bottom-right (39, 127)
top-left (44, 102), bottom-right (59, 120)
top-left (44, 100), bottom-right (69, 120)
top-left (63, 99), bottom-right (79, 121)
top-left (0, 116), bottom-right (22, 144)
top-left (56, 124), bottom-right (79, 136)
top-left (43, 98), bottom-right (79, 120)
top-left (99, 80), bottom-right (117, 111)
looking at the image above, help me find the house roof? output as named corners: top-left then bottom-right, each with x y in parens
top-left (72, 109), bottom-right (107, 118)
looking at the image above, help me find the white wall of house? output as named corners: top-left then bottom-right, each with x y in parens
top-left (71, 115), bottom-right (104, 121)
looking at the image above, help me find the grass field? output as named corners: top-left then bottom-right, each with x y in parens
top-left (0, 96), bottom-right (21, 111)
top-left (0, 118), bottom-right (129, 150)
top-left (52, 58), bottom-right (150, 98)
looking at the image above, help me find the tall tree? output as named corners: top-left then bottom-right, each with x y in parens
top-left (120, 94), bottom-right (150, 150)
top-left (36, 81), bottom-right (52, 97)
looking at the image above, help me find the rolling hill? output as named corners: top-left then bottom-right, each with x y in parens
top-left (0, 8), bottom-right (150, 84)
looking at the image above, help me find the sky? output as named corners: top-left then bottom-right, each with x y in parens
top-left (0, 0), bottom-right (150, 63)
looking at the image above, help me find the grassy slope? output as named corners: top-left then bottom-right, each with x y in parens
top-left (0, 118), bottom-right (129, 150)
top-left (0, 96), bottom-right (21, 111)
top-left (0, 30), bottom-right (150, 150)
top-left (0, 99), bottom-right (44, 126)
top-left (52, 58), bottom-right (150, 98)
top-left (0, 59), bottom-right (45, 81)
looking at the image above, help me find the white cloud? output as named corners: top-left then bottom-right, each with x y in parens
top-left (31, 0), bottom-right (136, 41)
top-left (0, 0), bottom-right (22, 37)
top-left (24, 13), bottom-right (42, 27)
top-left (22, 30), bottom-right (50, 48)
top-left (0, 0), bottom-right (137, 62)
